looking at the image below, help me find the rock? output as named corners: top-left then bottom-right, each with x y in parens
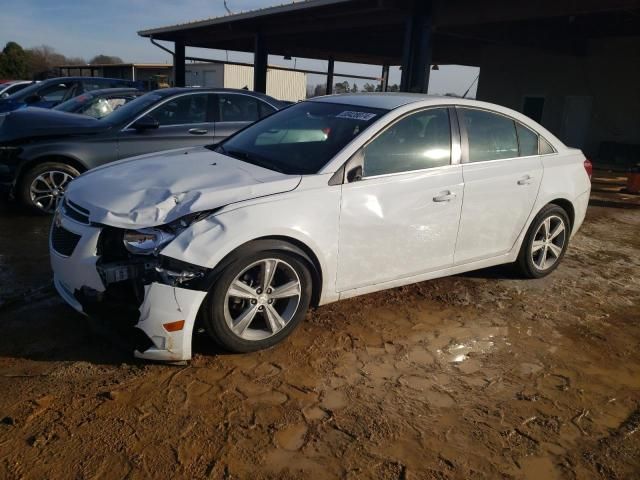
top-left (1, 416), bottom-right (15, 426)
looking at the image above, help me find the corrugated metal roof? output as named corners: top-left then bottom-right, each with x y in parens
top-left (138, 0), bottom-right (352, 37)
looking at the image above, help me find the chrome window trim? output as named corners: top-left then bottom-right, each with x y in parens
top-left (122, 91), bottom-right (278, 131)
top-left (456, 106), bottom-right (559, 164)
top-left (352, 162), bottom-right (462, 182)
top-left (215, 91), bottom-right (279, 110)
top-left (344, 105), bottom-right (459, 182)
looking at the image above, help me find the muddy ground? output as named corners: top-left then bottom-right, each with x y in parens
top-left (0, 201), bottom-right (638, 480)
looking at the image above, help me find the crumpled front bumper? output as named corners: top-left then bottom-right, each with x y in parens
top-left (50, 210), bottom-right (208, 362)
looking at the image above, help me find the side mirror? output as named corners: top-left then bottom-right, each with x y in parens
top-left (345, 149), bottom-right (365, 183)
top-left (132, 115), bottom-right (159, 131)
top-left (346, 166), bottom-right (363, 183)
top-left (1, 93), bottom-right (9, 99)
top-left (24, 94), bottom-right (41, 104)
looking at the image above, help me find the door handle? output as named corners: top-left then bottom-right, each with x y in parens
top-left (188, 128), bottom-right (208, 135)
top-left (433, 191), bottom-right (456, 202)
top-left (517, 175), bottom-right (533, 185)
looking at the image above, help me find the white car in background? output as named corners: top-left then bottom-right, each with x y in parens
top-left (0, 80), bottom-right (33, 99)
top-left (49, 94), bottom-right (592, 361)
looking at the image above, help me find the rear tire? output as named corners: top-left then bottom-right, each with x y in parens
top-left (516, 204), bottom-right (571, 278)
top-left (18, 162), bottom-right (80, 214)
top-left (202, 249), bottom-right (313, 353)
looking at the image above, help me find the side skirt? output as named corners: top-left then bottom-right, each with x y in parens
top-left (337, 251), bottom-right (516, 301)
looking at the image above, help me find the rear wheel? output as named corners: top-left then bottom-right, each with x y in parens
top-left (202, 250), bottom-right (313, 352)
top-left (18, 162), bottom-right (80, 214)
top-left (516, 204), bottom-right (570, 278)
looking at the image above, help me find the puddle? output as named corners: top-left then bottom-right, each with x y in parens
top-left (437, 338), bottom-right (497, 364)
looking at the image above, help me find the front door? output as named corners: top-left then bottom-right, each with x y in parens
top-left (117, 92), bottom-right (215, 159)
top-left (337, 107), bottom-right (464, 291)
top-left (454, 107), bottom-right (543, 264)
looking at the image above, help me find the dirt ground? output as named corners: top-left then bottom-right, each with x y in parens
top-left (0, 201), bottom-right (638, 480)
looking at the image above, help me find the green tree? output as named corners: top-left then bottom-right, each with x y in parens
top-left (0, 42), bottom-right (30, 79)
top-left (362, 83), bottom-right (375, 92)
top-left (89, 54), bottom-right (123, 65)
top-left (333, 81), bottom-right (350, 94)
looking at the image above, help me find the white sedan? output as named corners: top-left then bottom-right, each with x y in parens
top-left (50, 94), bottom-right (591, 361)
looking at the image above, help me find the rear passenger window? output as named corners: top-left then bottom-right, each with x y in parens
top-left (460, 108), bottom-right (518, 162)
top-left (218, 94), bottom-right (260, 122)
top-left (259, 101), bottom-right (276, 119)
top-left (516, 123), bottom-right (539, 156)
top-left (540, 137), bottom-right (556, 155)
top-left (363, 108), bottom-right (451, 177)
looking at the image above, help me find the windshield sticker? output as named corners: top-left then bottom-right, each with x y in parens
top-left (336, 111), bottom-right (378, 121)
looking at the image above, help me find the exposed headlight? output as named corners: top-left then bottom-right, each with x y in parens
top-left (123, 228), bottom-right (175, 255)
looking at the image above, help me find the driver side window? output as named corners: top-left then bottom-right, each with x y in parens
top-left (362, 108), bottom-right (451, 177)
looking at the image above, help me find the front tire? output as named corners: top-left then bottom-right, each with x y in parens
top-left (18, 162), bottom-right (80, 214)
top-left (516, 204), bottom-right (571, 278)
top-left (202, 249), bottom-right (313, 353)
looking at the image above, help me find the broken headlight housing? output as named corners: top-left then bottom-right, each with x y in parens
top-left (122, 228), bottom-right (175, 255)
top-left (122, 210), bottom-right (215, 256)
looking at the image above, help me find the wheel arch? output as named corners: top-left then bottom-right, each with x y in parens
top-left (202, 236), bottom-right (324, 308)
top-left (16, 154), bottom-right (88, 188)
top-left (547, 198), bottom-right (575, 230)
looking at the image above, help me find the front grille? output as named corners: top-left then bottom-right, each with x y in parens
top-left (51, 224), bottom-right (81, 257)
top-left (62, 198), bottom-right (90, 224)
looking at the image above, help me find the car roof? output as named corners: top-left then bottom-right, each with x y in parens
top-left (152, 87), bottom-right (286, 105)
top-left (308, 93), bottom-right (452, 110)
top-left (1, 80), bottom-right (31, 85)
top-left (45, 76), bottom-right (133, 82)
top-left (77, 87), bottom-right (142, 97)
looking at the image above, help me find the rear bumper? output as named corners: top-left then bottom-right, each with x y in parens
top-left (572, 188), bottom-right (590, 237)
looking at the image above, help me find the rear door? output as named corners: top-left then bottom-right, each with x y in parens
top-left (453, 107), bottom-right (543, 264)
top-left (116, 92), bottom-right (216, 159)
top-left (213, 92), bottom-right (277, 143)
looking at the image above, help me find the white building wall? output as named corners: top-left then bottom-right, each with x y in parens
top-left (184, 62), bottom-right (306, 102)
top-left (223, 65), bottom-right (306, 102)
top-left (185, 63), bottom-right (307, 102)
top-left (265, 69), bottom-right (307, 102)
top-left (223, 64), bottom-right (255, 91)
top-left (185, 63), bottom-right (224, 87)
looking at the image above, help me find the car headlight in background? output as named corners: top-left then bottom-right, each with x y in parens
top-left (123, 228), bottom-right (176, 255)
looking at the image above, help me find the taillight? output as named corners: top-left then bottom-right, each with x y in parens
top-left (584, 158), bottom-right (593, 180)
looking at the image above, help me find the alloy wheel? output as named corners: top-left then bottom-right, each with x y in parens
top-left (223, 258), bottom-right (302, 341)
top-left (530, 215), bottom-right (566, 271)
top-left (29, 170), bottom-right (75, 213)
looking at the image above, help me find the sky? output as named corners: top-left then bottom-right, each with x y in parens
top-left (0, 0), bottom-right (478, 97)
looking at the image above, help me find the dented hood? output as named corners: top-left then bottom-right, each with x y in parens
top-left (65, 146), bottom-right (301, 228)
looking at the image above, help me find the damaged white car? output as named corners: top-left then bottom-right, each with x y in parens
top-left (50, 94), bottom-right (591, 361)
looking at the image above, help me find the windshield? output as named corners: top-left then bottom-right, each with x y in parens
top-left (103, 92), bottom-right (163, 126)
top-left (54, 93), bottom-right (95, 113)
top-left (214, 101), bottom-right (387, 174)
